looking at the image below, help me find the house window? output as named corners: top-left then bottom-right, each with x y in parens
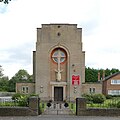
top-left (22, 86), bottom-right (29, 94)
top-left (89, 88), bottom-right (95, 93)
top-left (111, 80), bottom-right (120, 84)
top-left (108, 90), bottom-right (120, 95)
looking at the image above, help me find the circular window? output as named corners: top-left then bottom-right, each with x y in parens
top-left (52, 49), bottom-right (66, 63)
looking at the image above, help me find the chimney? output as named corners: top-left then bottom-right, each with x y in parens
top-left (102, 70), bottom-right (105, 80)
top-left (98, 72), bottom-right (100, 81)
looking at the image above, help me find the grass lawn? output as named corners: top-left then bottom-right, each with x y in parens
top-left (69, 97), bottom-right (120, 112)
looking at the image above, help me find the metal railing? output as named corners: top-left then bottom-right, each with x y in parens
top-left (87, 98), bottom-right (120, 109)
top-left (39, 97), bottom-right (76, 114)
top-left (0, 97), bottom-right (28, 107)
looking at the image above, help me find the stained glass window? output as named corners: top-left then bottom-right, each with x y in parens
top-left (52, 49), bottom-right (66, 63)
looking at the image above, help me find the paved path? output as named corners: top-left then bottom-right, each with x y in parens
top-left (42, 103), bottom-right (74, 115)
top-left (0, 115), bottom-right (120, 120)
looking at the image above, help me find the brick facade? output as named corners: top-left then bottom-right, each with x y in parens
top-left (102, 72), bottom-right (120, 95)
top-left (16, 82), bottom-right (35, 94)
top-left (82, 83), bottom-right (102, 94)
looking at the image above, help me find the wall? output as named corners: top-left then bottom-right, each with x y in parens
top-left (76, 98), bottom-right (120, 116)
top-left (16, 82), bottom-right (35, 94)
top-left (82, 83), bottom-right (102, 94)
top-left (0, 96), bottom-right (40, 116)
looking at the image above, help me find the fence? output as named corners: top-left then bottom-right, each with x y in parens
top-left (0, 96), bottom-right (40, 116)
top-left (87, 97), bottom-right (120, 109)
top-left (0, 96), bottom-right (28, 107)
top-left (39, 97), bottom-right (76, 114)
top-left (0, 92), bottom-right (15, 97)
top-left (76, 98), bottom-right (120, 116)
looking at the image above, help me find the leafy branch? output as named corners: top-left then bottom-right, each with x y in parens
top-left (0, 0), bottom-right (11, 4)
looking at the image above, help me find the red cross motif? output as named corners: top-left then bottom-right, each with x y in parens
top-left (72, 75), bottom-right (80, 85)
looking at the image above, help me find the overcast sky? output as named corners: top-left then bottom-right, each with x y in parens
top-left (0, 0), bottom-right (120, 78)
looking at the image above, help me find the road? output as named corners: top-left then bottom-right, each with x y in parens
top-left (0, 115), bottom-right (120, 120)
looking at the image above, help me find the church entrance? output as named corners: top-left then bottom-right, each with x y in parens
top-left (54, 87), bottom-right (63, 101)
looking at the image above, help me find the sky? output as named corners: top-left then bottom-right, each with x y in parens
top-left (0, 0), bottom-right (120, 78)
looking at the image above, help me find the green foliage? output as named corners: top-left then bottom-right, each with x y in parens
top-left (40, 103), bottom-right (46, 113)
top-left (8, 69), bottom-right (33, 92)
top-left (92, 94), bottom-right (106, 104)
top-left (85, 67), bottom-right (98, 82)
top-left (12, 93), bottom-right (22, 100)
top-left (12, 93), bottom-right (29, 106)
top-left (82, 93), bottom-right (106, 104)
top-left (0, 65), bottom-right (4, 77)
top-left (82, 93), bottom-right (93, 103)
top-left (12, 93), bottom-right (38, 106)
top-left (0, 0), bottom-right (11, 4)
top-left (85, 67), bottom-right (120, 82)
top-left (108, 102), bottom-right (117, 108)
top-left (0, 77), bottom-right (9, 91)
top-left (105, 95), bottom-right (113, 99)
top-left (117, 101), bottom-right (120, 108)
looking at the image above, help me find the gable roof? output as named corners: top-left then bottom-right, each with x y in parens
top-left (102, 71), bottom-right (120, 81)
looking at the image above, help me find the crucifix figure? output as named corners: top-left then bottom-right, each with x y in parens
top-left (52, 49), bottom-right (66, 82)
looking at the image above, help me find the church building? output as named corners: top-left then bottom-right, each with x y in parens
top-left (16, 23), bottom-right (89, 101)
top-left (34, 24), bottom-right (85, 101)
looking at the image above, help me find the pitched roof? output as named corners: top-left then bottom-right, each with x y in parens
top-left (102, 71), bottom-right (120, 81)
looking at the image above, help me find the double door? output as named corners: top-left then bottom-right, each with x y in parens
top-left (54, 87), bottom-right (63, 101)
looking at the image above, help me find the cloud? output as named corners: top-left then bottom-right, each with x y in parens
top-left (1, 0), bottom-right (120, 78)
top-left (0, 42), bottom-right (34, 64)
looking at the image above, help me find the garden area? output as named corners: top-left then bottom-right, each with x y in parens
top-left (68, 94), bottom-right (120, 114)
top-left (0, 93), bottom-right (37, 107)
top-left (82, 94), bottom-right (120, 109)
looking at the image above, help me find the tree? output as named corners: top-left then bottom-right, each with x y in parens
top-left (0, 65), bottom-right (9, 91)
top-left (0, 76), bottom-right (9, 91)
top-left (85, 67), bottom-right (98, 82)
top-left (85, 67), bottom-right (120, 82)
top-left (8, 69), bottom-right (33, 92)
top-left (0, 0), bottom-right (11, 4)
top-left (0, 65), bottom-right (4, 77)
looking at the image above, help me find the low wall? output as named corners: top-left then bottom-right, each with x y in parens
top-left (0, 96), bottom-right (40, 116)
top-left (76, 98), bottom-right (120, 116)
top-left (77, 108), bottom-right (120, 116)
top-left (0, 107), bottom-right (37, 116)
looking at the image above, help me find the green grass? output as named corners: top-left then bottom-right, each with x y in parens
top-left (40, 103), bottom-right (47, 113)
top-left (68, 97), bottom-right (120, 111)
top-left (69, 102), bottom-right (76, 113)
top-left (0, 101), bottom-right (20, 106)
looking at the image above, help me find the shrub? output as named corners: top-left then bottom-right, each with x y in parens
top-left (92, 94), bottom-right (106, 104)
top-left (106, 95), bottom-right (113, 99)
top-left (117, 101), bottom-right (120, 108)
top-left (82, 93), bottom-right (93, 103)
top-left (108, 102), bottom-right (117, 108)
top-left (12, 93), bottom-right (29, 106)
top-left (12, 93), bottom-right (22, 101)
top-left (112, 95), bottom-right (120, 97)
